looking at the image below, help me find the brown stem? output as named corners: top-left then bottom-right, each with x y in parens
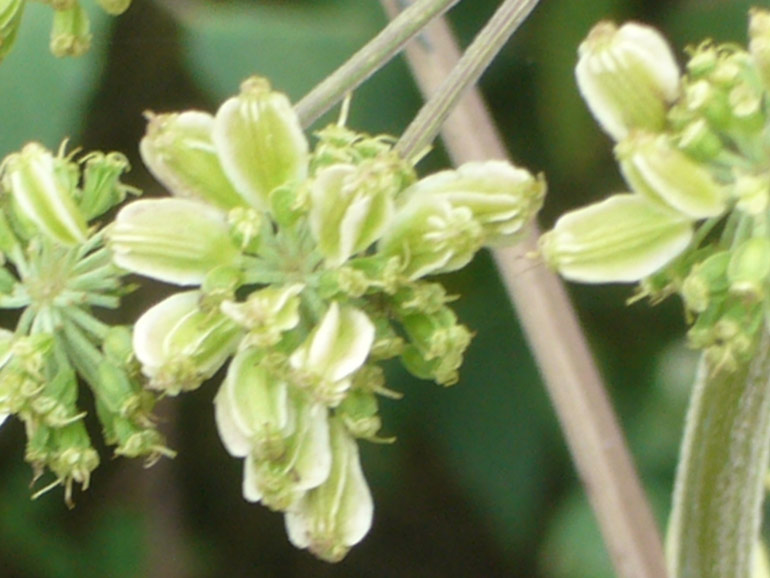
top-left (378, 2), bottom-right (669, 578)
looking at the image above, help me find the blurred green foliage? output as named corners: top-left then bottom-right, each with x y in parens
top-left (0, 0), bottom-right (754, 576)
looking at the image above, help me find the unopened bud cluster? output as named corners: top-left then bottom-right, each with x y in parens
top-left (540, 11), bottom-right (770, 373)
top-left (0, 142), bottom-right (170, 504)
top-left (112, 76), bottom-right (545, 561)
top-left (0, 0), bottom-right (132, 61)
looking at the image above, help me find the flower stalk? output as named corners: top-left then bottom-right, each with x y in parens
top-left (667, 330), bottom-right (770, 578)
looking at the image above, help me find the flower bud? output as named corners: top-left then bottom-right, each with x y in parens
top-left (576, 21), bottom-right (680, 141)
top-left (221, 283), bottom-right (303, 348)
top-left (308, 162), bottom-right (395, 267)
top-left (78, 151), bottom-right (135, 220)
top-left (0, 0), bottom-right (24, 62)
top-left (215, 348), bottom-right (294, 460)
top-left (378, 197), bottom-right (484, 280)
top-left (140, 111), bottom-right (245, 210)
top-left (616, 132), bottom-right (726, 219)
top-left (50, 2), bottom-right (91, 58)
top-left (337, 385), bottom-right (384, 440)
top-left (400, 160), bottom-right (545, 245)
top-left (732, 173), bottom-right (770, 216)
top-left (681, 251), bottom-right (730, 313)
top-left (2, 143), bottom-right (87, 245)
top-left (213, 77), bottom-right (309, 211)
top-left (242, 399), bottom-right (331, 511)
top-left (539, 193), bottom-right (693, 283)
top-left (399, 306), bottom-right (472, 386)
top-left (750, 9), bottom-right (770, 93)
top-left (727, 237), bottom-right (770, 300)
top-left (109, 198), bottom-right (241, 285)
top-left (285, 418), bottom-right (373, 563)
top-left (289, 302), bottom-right (375, 406)
top-left (132, 291), bottom-right (242, 394)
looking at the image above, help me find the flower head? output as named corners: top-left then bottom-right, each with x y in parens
top-left (117, 77), bottom-right (544, 560)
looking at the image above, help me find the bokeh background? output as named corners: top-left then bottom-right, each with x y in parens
top-left (0, 0), bottom-right (760, 576)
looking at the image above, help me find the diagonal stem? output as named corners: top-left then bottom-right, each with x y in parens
top-left (378, 2), bottom-right (669, 578)
top-left (293, 0), bottom-right (462, 128)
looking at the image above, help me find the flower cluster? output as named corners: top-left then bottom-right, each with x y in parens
top-left (0, 0), bottom-right (131, 61)
top-left (540, 11), bottom-right (770, 374)
top-left (109, 76), bottom-right (545, 561)
top-left (0, 142), bottom-right (170, 504)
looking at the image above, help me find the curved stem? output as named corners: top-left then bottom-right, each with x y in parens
top-left (667, 331), bottom-right (770, 578)
top-left (294, 0), bottom-right (461, 128)
top-left (379, 2), bottom-right (669, 578)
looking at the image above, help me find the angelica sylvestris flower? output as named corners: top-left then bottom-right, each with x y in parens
top-left (0, 0), bottom-right (131, 61)
top-left (285, 417), bottom-right (373, 563)
top-left (543, 13), bottom-right (770, 371)
top-left (576, 21), bottom-right (680, 140)
top-left (0, 141), bottom-right (169, 504)
top-left (119, 76), bottom-right (544, 560)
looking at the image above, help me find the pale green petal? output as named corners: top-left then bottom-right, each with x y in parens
top-left (213, 77), bottom-right (309, 210)
top-left (540, 193), bottom-right (693, 283)
top-left (109, 198), bottom-right (240, 285)
top-left (140, 111), bottom-right (246, 210)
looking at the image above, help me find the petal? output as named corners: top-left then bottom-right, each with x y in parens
top-left (109, 198), bottom-right (240, 285)
top-left (213, 77), bottom-right (309, 210)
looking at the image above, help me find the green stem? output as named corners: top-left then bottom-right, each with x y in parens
top-left (294, 0), bottom-right (461, 128)
top-left (667, 329), bottom-right (770, 578)
top-left (395, 0), bottom-right (540, 161)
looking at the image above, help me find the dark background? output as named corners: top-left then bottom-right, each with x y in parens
top-left (0, 1), bottom-right (759, 576)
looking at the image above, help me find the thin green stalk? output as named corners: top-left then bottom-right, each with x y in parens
top-left (394, 0), bottom-right (539, 161)
top-left (379, 2), bottom-right (669, 578)
top-left (667, 330), bottom-right (770, 578)
top-left (293, 0), bottom-right (461, 128)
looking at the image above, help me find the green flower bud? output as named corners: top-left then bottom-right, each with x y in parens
top-left (575, 21), bottom-right (680, 141)
top-left (242, 399), bottom-right (331, 511)
top-left (400, 160), bottom-right (545, 245)
top-left (95, 0), bottom-right (131, 15)
top-left (285, 418), bottom-right (373, 563)
top-left (616, 132), bottom-right (726, 219)
top-left (78, 151), bottom-right (135, 220)
top-left (674, 119), bottom-right (724, 162)
top-left (0, 0), bottom-right (24, 62)
top-left (289, 302), bottom-right (375, 406)
top-left (681, 251), bottom-right (730, 313)
top-left (309, 162), bottom-right (395, 267)
top-left (50, 2), bottom-right (91, 58)
top-left (732, 172), bottom-right (770, 215)
top-left (213, 77), bottom-right (309, 211)
top-left (378, 197), bottom-right (484, 280)
top-left (221, 283), bottom-right (303, 348)
top-left (132, 291), bottom-right (242, 394)
top-left (337, 385), bottom-right (384, 440)
top-left (227, 206), bottom-right (263, 253)
top-left (727, 237), bottom-right (770, 300)
top-left (109, 198), bottom-right (241, 286)
top-left (215, 348), bottom-right (293, 461)
top-left (750, 8), bottom-right (770, 93)
top-left (539, 194), bottom-right (693, 283)
top-left (140, 111), bottom-right (245, 210)
top-left (399, 306), bottom-right (472, 386)
top-left (2, 143), bottom-right (87, 245)
top-left (34, 420), bottom-right (99, 505)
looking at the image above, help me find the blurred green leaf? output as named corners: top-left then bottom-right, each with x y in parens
top-left (663, 0), bottom-right (753, 46)
top-left (0, 4), bottom-right (111, 154)
top-left (177, 2), bottom-right (382, 103)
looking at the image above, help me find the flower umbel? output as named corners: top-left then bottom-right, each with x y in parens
top-left (112, 76), bottom-right (545, 561)
top-left (0, 142), bottom-right (170, 504)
